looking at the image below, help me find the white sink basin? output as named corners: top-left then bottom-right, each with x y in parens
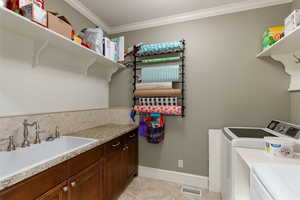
top-left (0, 136), bottom-right (97, 181)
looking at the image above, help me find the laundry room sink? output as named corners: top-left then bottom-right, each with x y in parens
top-left (0, 136), bottom-right (97, 182)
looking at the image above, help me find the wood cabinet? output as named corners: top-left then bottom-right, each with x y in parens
top-left (121, 129), bottom-right (138, 186)
top-left (69, 162), bottom-right (100, 200)
top-left (0, 128), bottom-right (138, 200)
top-left (126, 129), bottom-right (139, 179)
top-left (103, 129), bottom-right (139, 200)
top-left (36, 182), bottom-right (68, 200)
top-left (103, 137), bottom-right (124, 200)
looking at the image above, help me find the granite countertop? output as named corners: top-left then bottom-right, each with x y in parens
top-left (0, 124), bottom-right (138, 192)
top-left (66, 124), bottom-right (138, 142)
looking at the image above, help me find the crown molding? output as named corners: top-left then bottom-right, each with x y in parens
top-left (63, 0), bottom-right (111, 32)
top-left (109, 0), bottom-right (292, 34)
top-left (64, 0), bottom-right (292, 34)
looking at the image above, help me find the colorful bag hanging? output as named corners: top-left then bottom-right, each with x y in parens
top-left (145, 113), bottom-right (165, 144)
top-left (139, 113), bottom-right (148, 137)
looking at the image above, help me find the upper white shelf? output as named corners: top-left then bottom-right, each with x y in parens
top-left (257, 26), bottom-right (300, 57)
top-left (0, 6), bottom-right (124, 81)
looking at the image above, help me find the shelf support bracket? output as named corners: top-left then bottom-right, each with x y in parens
top-left (272, 51), bottom-right (300, 92)
top-left (32, 40), bottom-right (49, 68)
top-left (105, 65), bottom-right (119, 82)
top-left (84, 57), bottom-right (97, 76)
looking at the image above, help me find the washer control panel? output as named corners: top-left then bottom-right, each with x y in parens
top-left (267, 120), bottom-right (300, 140)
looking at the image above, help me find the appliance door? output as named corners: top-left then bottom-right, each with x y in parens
top-left (222, 133), bottom-right (233, 200)
top-left (250, 172), bottom-right (274, 200)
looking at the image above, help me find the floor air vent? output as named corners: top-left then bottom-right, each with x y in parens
top-left (181, 186), bottom-right (202, 197)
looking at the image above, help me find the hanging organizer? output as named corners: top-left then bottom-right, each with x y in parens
top-left (132, 39), bottom-right (186, 117)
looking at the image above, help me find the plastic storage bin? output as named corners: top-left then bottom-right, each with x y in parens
top-left (83, 28), bottom-right (103, 55)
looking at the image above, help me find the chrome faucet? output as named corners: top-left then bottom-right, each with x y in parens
top-left (34, 122), bottom-right (42, 144)
top-left (22, 120), bottom-right (37, 148)
top-left (55, 126), bottom-right (60, 138)
top-left (7, 136), bottom-right (16, 151)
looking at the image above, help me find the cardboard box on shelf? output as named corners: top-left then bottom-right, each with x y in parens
top-left (22, 3), bottom-right (47, 27)
top-left (7, 0), bottom-right (44, 11)
top-left (285, 10), bottom-right (300, 35)
top-left (47, 12), bottom-right (73, 39)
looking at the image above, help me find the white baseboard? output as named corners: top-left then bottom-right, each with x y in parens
top-left (138, 166), bottom-right (209, 189)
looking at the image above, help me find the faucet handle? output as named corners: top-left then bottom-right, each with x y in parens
top-left (55, 126), bottom-right (60, 138)
top-left (7, 136), bottom-right (16, 152)
top-left (34, 122), bottom-right (42, 144)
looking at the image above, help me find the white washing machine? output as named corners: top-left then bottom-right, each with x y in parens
top-left (221, 120), bottom-right (300, 200)
top-left (250, 171), bottom-right (274, 200)
top-left (251, 163), bottom-right (300, 200)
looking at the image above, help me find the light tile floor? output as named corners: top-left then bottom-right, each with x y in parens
top-left (119, 177), bottom-right (221, 200)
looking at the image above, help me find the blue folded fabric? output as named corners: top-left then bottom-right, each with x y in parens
top-left (140, 41), bottom-right (182, 53)
top-left (141, 65), bottom-right (180, 82)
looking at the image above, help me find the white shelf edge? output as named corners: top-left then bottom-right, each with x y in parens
top-left (0, 6), bottom-right (125, 80)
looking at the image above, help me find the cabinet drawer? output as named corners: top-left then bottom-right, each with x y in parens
top-left (105, 137), bottom-right (123, 155)
top-left (0, 161), bottom-right (69, 200)
top-left (69, 146), bottom-right (103, 177)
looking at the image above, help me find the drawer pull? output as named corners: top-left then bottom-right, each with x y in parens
top-left (129, 134), bottom-right (136, 138)
top-left (71, 181), bottom-right (76, 187)
top-left (112, 142), bottom-right (121, 147)
top-left (63, 186), bottom-right (69, 192)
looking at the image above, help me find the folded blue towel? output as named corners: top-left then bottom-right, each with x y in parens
top-left (141, 65), bottom-right (180, 82)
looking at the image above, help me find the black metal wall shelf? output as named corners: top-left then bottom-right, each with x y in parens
top-left (132, 40), bottom-right (186, 118)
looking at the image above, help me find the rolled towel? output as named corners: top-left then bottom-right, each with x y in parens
top-left (134, 89), bottom-right (181, 97)
top-left (136, 82), bottom-right (172, 90)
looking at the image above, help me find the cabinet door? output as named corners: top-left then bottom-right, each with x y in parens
top-left (104, 139), bottom-right (123, 200)
top-left (68, 162), bottom-right (100, 200)
top-left (121, 142), bottom-right (130, 186)
top-left (127, 130), bottom-right (138, 177)
top-left (35, 181), bottom-right (68, 200)
top-left (0, 162), bottom-right (69, 200)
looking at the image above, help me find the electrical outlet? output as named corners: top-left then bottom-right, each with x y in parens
top-left (178, 160), bottom-right (184, 168)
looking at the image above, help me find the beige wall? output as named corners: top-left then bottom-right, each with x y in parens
top-left (0, 0), bottom-right (110, 116)
top-left (293, 0), bottom-right (300, 9)
top-left (45, 0), bottom-right (95, 33)
top-left (110, 4), bottom-right (292, 176)
top-left (290, 0), bottom-right (300, 124)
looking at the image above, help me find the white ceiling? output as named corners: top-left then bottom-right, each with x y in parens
top-left (79, 0), bottom-right (248, 26)
top-left (66, 0), bottom-right (292, 33)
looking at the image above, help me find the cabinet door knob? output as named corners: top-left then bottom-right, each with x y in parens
top-left (71, 181), bottom-right (76, 187)
top-left (112, 142), bottom-right (121, 147)
top-left (63, 186), bottom-right (68, 192)
top-left (129, 134), bottom-right (136, 138)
